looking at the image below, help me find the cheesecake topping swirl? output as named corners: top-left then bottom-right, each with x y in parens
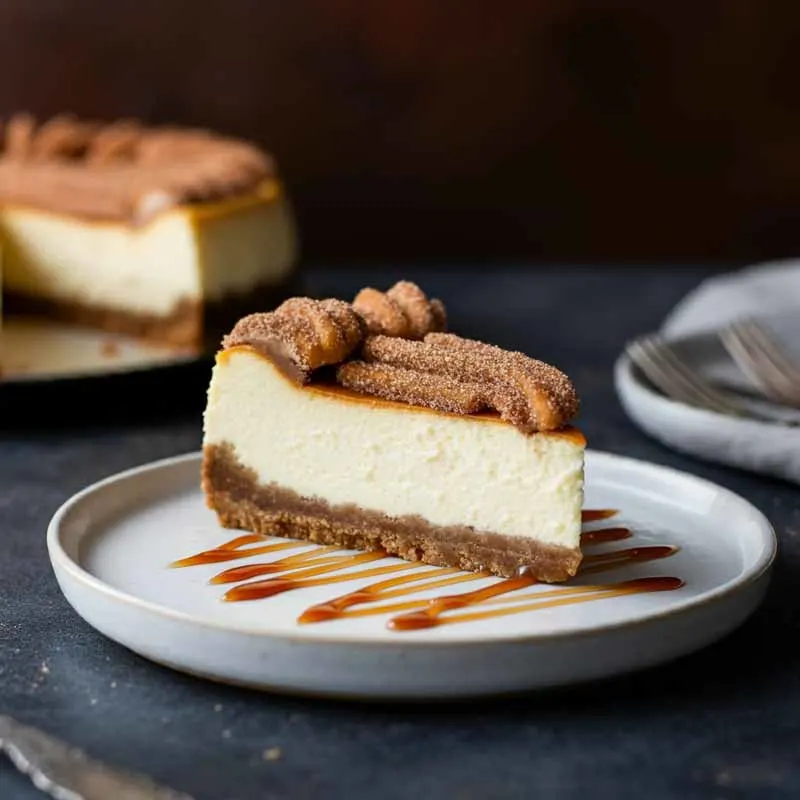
top-left (223, 280), bottom-right (579, 431)
top-left (340, 333), bottom-right (579, 431)
top-left (337, 361), bottom-right (487, 415)
top-left (224, 298), bottom-right (363, 379)
top-left (0, 112), bottom-right (275, 222)
top-left (353, 281), bottom-right (447, 339)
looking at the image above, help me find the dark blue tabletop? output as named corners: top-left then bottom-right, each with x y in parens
top-left (2, 265), bottom-right (799, 800)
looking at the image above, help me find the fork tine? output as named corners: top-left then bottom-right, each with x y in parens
top-left (739, 321), bottom-right (800, 384)
top-left (638, 336), bottom-right (741, 414)
top-left (627, 341), bottom-right (704, 407)
top-left (726, 324), bottom-right (793, 396)
top-left (720, 329), bottom-right (760, 396)
top-left (722, 321), bottom-right (800, 405)
top-left (632, 340), bottom-right (710, 407)
top-left (627, 336), bottom-right (737, 415)
top-left (628, 332), bottom-right (800, 425)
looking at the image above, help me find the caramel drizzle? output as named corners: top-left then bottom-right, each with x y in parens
top-left (387, 577), bottom-right (683, 630)
top-left (171, 509), bottom-right (683, 631)
top-left (169, 534), bottom-right (297, 567)
top-left (579, 526), bottom-right (632, 545)
top-left (581, 508), bottom-right (619, 522)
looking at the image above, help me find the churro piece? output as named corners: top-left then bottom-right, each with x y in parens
top-left (358, 333), bottom-right (578, 431)
top-left (353, 281), bottom-right (447, 339)
top-left (224, 298), bottom-right (364, 379)
top-left (337, 361), bottom-right (486, 415)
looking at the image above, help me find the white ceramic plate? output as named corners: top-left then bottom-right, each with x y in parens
top-left (1, 317), bottom-right (199, 384)
top-left (48, 451), bottom-right (775, 700)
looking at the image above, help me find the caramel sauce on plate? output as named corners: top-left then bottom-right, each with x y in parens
top-left (388, 576), bottom-right (683, 631)
top-left (580, 526), bottom-right (631, 545)
top-left (171, 509), bottom-right (683, 632)
top-left (581, 508), bottom-right (619, 522)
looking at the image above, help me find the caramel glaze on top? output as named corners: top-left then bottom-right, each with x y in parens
top-left (218, 344), bottom-right (586, 445)
top-left (0, 113), bottom-right (276, 222)
top-left (220, 282), bottom-right (581, 434)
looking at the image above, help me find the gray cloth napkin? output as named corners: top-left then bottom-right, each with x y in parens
top-left (662, 258), bottom-right (800, 337)
top-left (619, 258), bottom-right (800, 483)
top-left (661, 260), bottom-right (800, 401)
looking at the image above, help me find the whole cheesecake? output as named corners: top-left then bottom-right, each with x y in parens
top-left (0, 113), bottom-right (298, 348)
top-left (202, 281), bottom-right (585, 582)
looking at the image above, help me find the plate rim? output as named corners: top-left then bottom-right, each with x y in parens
top-left (47, 449), bottom-right (777, 648)
top-left (614, 349), bottom-right (800, 438)
top-left (0, 342), bottom-right (206, 386)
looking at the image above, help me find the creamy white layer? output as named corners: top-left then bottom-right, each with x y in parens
top-left (0, 182), bottom-right (297, 316)
top-left (203, 347), bottom-right (585, 548)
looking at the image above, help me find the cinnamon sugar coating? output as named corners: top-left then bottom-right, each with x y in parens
top-left (337, 361), bottom-right (486, 415)
top-left (0, 112), bottom-right (275, 221)
top-left (224, 298), bottom-right (364, 379)
top-left (220, 281), bottom-right (579, 430)
top-left (353, 280), bottom-right (447, 339)
top-left (87, 119), bottom-right (144, 164)
top-left (360, 333), bottom-right (579, 431)
top-left (351, 288), bottom-right (409, 337)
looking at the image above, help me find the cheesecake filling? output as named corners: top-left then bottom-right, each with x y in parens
top-left (0, 182), bottom-right (296, 318)
top-left (203, 441), bottom-right (582, 581)
top-left (203, 348), bottom-right (585, 549)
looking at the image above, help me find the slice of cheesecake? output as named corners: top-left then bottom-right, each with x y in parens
top-left (202, 282), bottom-right (584, 581)
top-left (0, 114), bottom-right (298, 348)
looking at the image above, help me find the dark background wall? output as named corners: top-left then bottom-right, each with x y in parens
top-left (2, 1), bottom-right (799, 265)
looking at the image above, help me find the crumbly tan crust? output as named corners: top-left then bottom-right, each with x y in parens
top-left (0, 113), bottom-right (274, 222)
top-left (202, 442), bottom-right (582, 582)
top-left (4, 278), bottom-right (299, 348)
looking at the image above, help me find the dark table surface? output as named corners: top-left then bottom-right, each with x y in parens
top-left (2, 265), bottom-right (799, 800)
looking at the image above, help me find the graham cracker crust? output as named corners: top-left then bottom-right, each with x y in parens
top-left (202, 442), bottom-right (582, 582)
top-left (4, 275), bottom-right (301, 348)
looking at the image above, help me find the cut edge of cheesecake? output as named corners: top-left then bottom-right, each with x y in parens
top-left (202, 440), bottom-right (584, 584)
top-left (0, 114), bottom-right (299, 349)
top-left (201, 282), bottom-right (585, 582)
top-left (1, 183), bottom-right (299, 348)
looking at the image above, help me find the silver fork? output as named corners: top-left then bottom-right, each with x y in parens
top-left (719, 319), bottom-right (800, 407)
top-left (0, 714), bottom-right (193, 800)
top-left (626, 334), bottom-right (750, 416)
